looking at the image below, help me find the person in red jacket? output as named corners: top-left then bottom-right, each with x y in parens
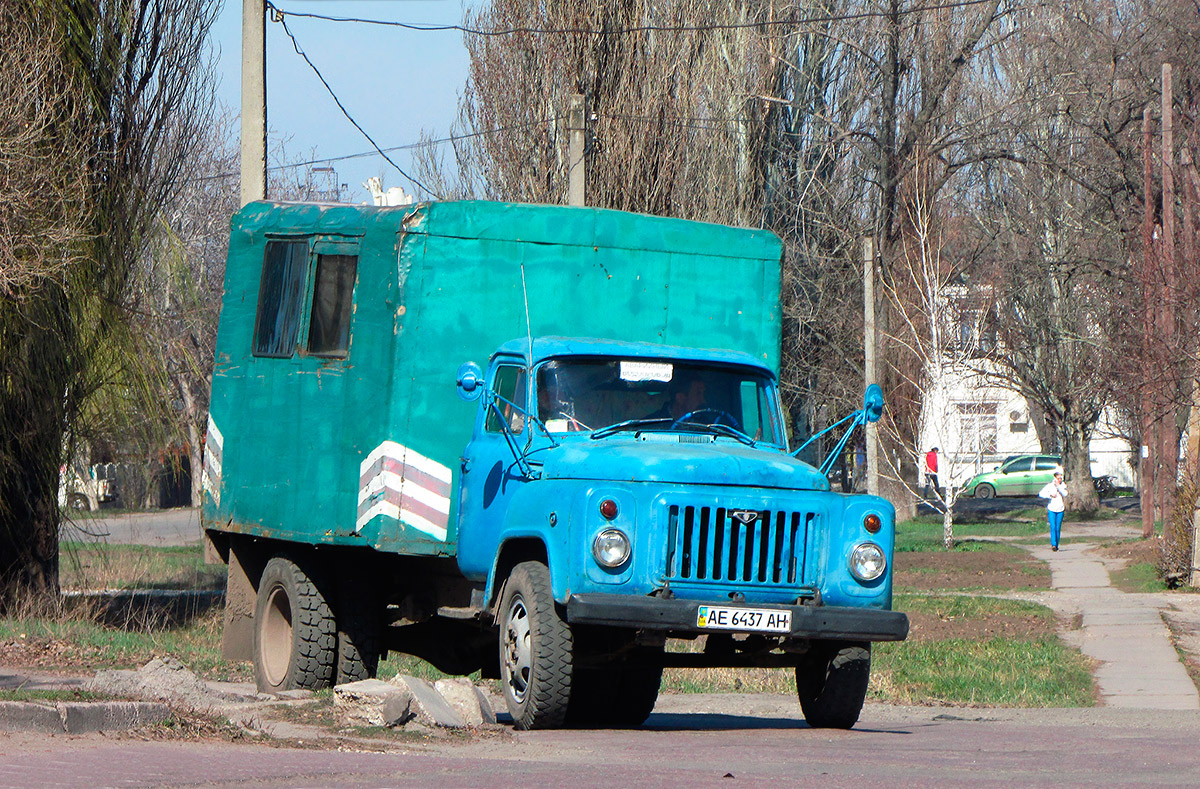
top-left (923, 447), bottom-right (939, 499)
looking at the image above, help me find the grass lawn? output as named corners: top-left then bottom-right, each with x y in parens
top-left (1, 520), bottom-right (1097, 709)
top-left (59, 542), bottom-right (224, 592)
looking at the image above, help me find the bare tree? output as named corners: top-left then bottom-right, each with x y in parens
top-left (0, 0), bottom-right (219, 609)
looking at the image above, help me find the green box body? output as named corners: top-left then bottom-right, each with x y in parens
top-left (202, 200), bottom-right (783, 558)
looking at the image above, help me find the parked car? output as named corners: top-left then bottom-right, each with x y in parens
top-left (961, 454), bottom-right (1061, 498)
top-left (58, 462), bottom-right (119, 511)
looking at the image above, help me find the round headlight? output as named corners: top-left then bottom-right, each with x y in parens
top-left (849, 542), bottom-right (886, 581)
top-left (593, 528), bottom-right (631, 568)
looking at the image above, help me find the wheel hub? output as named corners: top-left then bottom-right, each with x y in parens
top-left (503, 595), bottom-right (532, 703)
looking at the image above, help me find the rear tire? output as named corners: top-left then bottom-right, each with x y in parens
top-left (334, 576), bottom-right (382, 685)
top-left (795, 642), bottom-right (871, 729)
top-left (253, 556), bottom-right (336, 693)
top-left (975, 483), bottom-right (995, 499)
top-left (498, 561), bottom-right (573, 730)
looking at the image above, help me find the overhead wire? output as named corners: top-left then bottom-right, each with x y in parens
top-left (265, 0), bottom-right (1005, 37)
top-left (177, 118), bottom-right (559, 185)
top-left (273, 8), bottom-right (439, 198)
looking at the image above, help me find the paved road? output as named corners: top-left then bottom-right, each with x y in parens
top-left (3, 701), bottom-right (1199, 787)
top-left (60, 508), bottom-right (202, 547)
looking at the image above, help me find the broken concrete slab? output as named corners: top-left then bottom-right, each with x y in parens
top-left (85, 656), bottom-right (237, 711)
top-left (434, 678), bottom-right (497, 726)
top-left (388, 675), bottom-right (467, 729)
top-left (333, 679), bottom-right (413, 728)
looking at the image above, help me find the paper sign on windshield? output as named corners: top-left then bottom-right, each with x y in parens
top-left (620, 361), bottom-right (673, 382)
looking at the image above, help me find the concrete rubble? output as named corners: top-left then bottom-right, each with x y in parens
top-left (333, 675), bottom-right (498, 730)
top-left (85, 655), bottom-right (244, 711)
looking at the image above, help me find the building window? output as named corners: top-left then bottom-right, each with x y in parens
top-left (253, 240), bottom-right (309, 357)
top-left (307, 254), bottom-right (358, 357)
top-left (957, 402), bottom-right (998, 454)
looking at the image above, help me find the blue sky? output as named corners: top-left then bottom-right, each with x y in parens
top-left (212, 1), bottom-right (471, 202)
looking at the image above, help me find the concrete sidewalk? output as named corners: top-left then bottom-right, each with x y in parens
top-left (1023, 530), bottom-right (1200, 710)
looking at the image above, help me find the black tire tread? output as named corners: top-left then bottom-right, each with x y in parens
top-left (795, 642), bottom-right (871, 729)
top-left (335, 594), bottom-right (381, 685)
top-left (501, 561), bottom-right (573, 730)
top-left (255, 556), bottom-right (336, 692)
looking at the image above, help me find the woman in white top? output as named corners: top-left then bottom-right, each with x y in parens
top-left (1038, 470), bottom-right (1068, 552)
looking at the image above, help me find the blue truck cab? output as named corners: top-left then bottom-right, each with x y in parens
top-left (454, 337), bottom-right (906, 728)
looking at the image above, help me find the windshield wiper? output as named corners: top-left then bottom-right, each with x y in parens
top-left (672, 420), bottom-right (757, 447)
top-left (590, 417), bottom-right (757, 447)
top-left (590, 418), bottom-right (675, 439)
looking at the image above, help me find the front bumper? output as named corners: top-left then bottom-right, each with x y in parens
top-left (566, 593), bottom-right (909, 642)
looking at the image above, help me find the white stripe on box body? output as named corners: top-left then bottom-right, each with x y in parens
top-left (202, 414), bottom-right (224, 507)
top-left (356, 440), bottom-right (452, 541)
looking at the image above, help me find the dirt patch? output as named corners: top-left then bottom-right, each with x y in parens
top-left (0, 635), bottom-right (85, 669)
top-left (894, 548), bottom-right (1050, 592)
top-left (904, 609), bottom-right (1053, 643)
top-left (1091, 537), bottom-right (1160, 571)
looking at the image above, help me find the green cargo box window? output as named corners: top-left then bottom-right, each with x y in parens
top-left (307, 253), bottom-right (357, 357)
top-left (253, 240), bottom-right (308, 357)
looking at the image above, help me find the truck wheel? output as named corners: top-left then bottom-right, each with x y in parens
top-left (254, 556), bottom-right (336, 693)
top-left (567, 661), bottom-right (662, 728)
top-left (498, 561), bottom-right (573, 730)
top-left (566, 628), bottom-right (662, 727)
top-left (67, 494), bottom-right (91, 511)
top-left (975, 483), bottom-right (995, 499)
top-left (795, 642), bottom-right (871, 729)
top-left (335, 597), bottom-right (381, 685)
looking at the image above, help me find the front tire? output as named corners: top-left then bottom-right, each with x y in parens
top-left (795, 642), bottom-right (871, 729)
top-left (567, 628), bottom-right (662, 727)
top-left (254, 556), bottom-right (337, 693)
top-left (975, 483), bottom-right (995, 499)
top-left (498, 561), bottom-right (573, 729)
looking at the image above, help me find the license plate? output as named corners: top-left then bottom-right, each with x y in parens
top-left (697, 605), bottom-right (792, 634)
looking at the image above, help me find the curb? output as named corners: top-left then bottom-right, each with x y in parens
top-left (0, 700), bottom-right (171, 734)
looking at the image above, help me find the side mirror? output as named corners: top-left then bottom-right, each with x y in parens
top-left (456, 362), bottom-right (484, 402)
top-left (862, 383), bottom-right (884, 423)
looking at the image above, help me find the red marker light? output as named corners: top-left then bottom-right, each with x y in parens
top-left (600, 499), bottom-right (619, 520)
top-left (864, 514), bottom-right (882, 534)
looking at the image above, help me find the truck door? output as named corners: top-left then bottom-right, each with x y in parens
top-left (455, 359), bottom-right (531, 579)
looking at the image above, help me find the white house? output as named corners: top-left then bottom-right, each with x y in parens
top-left (917, 291), bottom-right (1136, 490)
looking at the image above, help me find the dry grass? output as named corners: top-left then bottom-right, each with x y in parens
top-left (59, 542), bottom-right (224, 592)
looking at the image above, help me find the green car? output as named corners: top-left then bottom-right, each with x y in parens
top-left (961, 454), bottom-right (1061, 498)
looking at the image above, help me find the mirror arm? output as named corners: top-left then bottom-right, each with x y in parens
top-left (791, 410), bottom-right (860, 458)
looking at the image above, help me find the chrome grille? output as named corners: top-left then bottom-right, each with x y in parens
top-left (664, 504), bottom-right (813, 586)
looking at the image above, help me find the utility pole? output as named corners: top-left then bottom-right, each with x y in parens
top-left (240, 0), bottom-right (267, 206)
top-left (1141, 106), bottom-right (1157, 540)
top-left (864, 236), bottom-right (880, 497)
top-left (1160, 62), bottom-right (1177, 530)
top-left (567, 94), bottom-right (586, 207)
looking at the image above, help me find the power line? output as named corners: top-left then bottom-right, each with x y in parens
top-left (274, 9), bottom-right (438, 199)
top-left (178, 118), bottom-right (560, 186)
top-left (266, 0), bottom-right (1004, 37)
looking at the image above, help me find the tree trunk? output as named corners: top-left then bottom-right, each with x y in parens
top-left (1061, 420), bottom-right (1098, 513)
top-left (0, 296), bottom-right (70, 612)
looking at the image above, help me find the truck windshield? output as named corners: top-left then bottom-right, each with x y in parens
top-left (536, 357), bottom-right (784, 445)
